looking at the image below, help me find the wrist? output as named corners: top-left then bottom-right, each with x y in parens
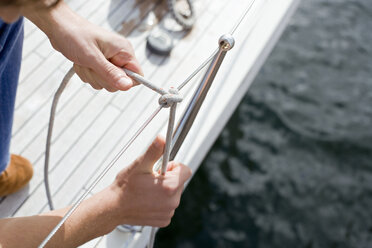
top-left (87, 187), bottom-right (122, 234)
top-left (104, 183), bottom-right (130, 227)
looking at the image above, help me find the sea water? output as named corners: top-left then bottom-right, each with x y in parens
top-left (157, 0), bottom-right (372, 247)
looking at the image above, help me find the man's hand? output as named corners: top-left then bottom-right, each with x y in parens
top-left (107, 136), bottom-right (192, 227)
top-left (24, 1), bottom-right (142, 92)
top-left (0, 136), bottom-right (192, 248)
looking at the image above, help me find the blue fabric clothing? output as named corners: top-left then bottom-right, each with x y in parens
top-left (0, 18), bottom-right (24, 172)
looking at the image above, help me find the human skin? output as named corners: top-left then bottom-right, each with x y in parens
top-left (0, 0), bottom-right (142, 91)
top-left (0, 5), bottom-right (20, 23)
top-left (0, 2), bottom-right (191, 246)
top-left (0, 136), bottom-right (192, 247)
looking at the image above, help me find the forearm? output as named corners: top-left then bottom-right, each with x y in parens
top-left (21, 0), bottom-right (142, 91)
top-left (0, 188), bottom-right (118, 248)
top-left (22, 1), bottom-right (85, 48)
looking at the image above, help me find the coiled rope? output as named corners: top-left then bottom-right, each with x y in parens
top-left (168, 0), bottom-right (195, 30)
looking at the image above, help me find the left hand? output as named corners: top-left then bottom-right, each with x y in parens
top-left (25, 1), bottom-right (143, 92)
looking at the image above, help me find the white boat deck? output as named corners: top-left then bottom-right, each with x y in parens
top-left (0, 0), bottom-right (299, 247)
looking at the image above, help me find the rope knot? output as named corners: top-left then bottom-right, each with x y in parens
top-left (158, 87), bottom-right (183, 108)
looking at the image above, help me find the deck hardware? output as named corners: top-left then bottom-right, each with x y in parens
top-left (169, 35), bottom-right (235, 161)
top-left (146, 28), bottom-right (174, 56)
top-left (168, 0), bottom-right (195, 30)
top-left (40, 1), bottom-right (256, 246)
top-left (148, 32), bottom-right (236, 248)
top-left (219, 34), bottom-right (235, 51)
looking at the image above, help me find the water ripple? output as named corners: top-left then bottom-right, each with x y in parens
top-left (157, 0), bottom-right (372, 247)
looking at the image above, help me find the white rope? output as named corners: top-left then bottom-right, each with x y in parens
top-left (160, 90), bottom-right (179, 175)
top-left (39, 104), bottom-right (163, 247)
top-left (40, 71), bottom-right (184, 247)
top-left (148, 88), bottom-right (179, 248)
top-left (40, 0), bottom-right (255, 245)
top-left (158, 87), bottom-right (183, 108)
top-left (124, 69), bottom-right (168, 96)
top-left (45, 67), bottom-right (75, 211)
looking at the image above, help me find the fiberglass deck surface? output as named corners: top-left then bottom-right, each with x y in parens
top-left (0, 0), bottom-right (299, 246)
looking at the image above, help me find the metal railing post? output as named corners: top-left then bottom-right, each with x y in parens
top-left (170, 34), bottom-right (235, 160)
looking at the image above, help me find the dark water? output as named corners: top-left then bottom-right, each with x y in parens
top-left (156, 0), bottom-right (372, 247)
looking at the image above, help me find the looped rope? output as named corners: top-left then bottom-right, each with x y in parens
top-left (158, 87), bottom-right (183, 108)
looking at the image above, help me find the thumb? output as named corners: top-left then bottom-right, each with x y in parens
top-left (90, 52), bottom-right (133, 91)
top-left (133, 136), bottom-right (165, 174)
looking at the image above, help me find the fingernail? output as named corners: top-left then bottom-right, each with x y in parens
top-left (118, 77), bottom-right (132, 88)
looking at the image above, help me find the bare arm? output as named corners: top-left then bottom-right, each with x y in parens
top-left (0, 136), bottom-right (192, 248)
top-left (0, 189), bottom-right (116, 247)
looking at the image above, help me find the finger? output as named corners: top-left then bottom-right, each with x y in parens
top-left (110, 50), bottom-right (143, 76)
top-left (89, 50), bottom-right (134, 91)
top-left (90, 81), bottom-right (104, 90)
top-left (75, 64), bottom-right (118, 92)
top-left (99, 34), bottom-right (142, 75)
top-left (110, 52), bottom-right (142, 87)
top-left (133, 135), bottom-right (165, 174)
top-left (73, 64), bottom-right (88, 83)
top-left (74, 64), bottom-right (103, 90)
top-left (86, 69), bottom-right (119, 92)
top-left (167, 163), bottom-right (192, 184)
top-left (166, 162), bottom-right (178, 171)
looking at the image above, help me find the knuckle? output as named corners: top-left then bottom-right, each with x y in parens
top-left (85, 50), bottom-right (97, 62)
top-left (163, 184), bottom-right (177, 196)
top-left (91, 84), bottom-right (102, 90)
top-left (171, 198), bottom-right (180, 209)
top-left (78, 75), bottom-right (88, 83)
top-left (180, 164), bottom-right (192, 179)
top-left (168, 210), bottom-right (175, 218)
top-left (185, 166), bottom-right (192, 178)
top-left (82, 78), bottom-right (89, 84)
top-left (159, 219), bottom-right (171, 228)
top-left (104, 64), bottom-right (117, 78)
top-left (74, 68), bottom-right (88, 83)
top-left (106, 87), bottom-right (118, 93)
top-left (120, 38), bottom-right (133, 50)
top-left (73, 63), bottom-right (80, 71)
top-left (103, 66), bottom-right (122, 87)
top-left (120, 45), bottom-right (135, 58)
top-left (127, 43), bottom-right (135, 54)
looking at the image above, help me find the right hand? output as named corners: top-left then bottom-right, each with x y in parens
top-left (108, 136), bottom-right (192, 227)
